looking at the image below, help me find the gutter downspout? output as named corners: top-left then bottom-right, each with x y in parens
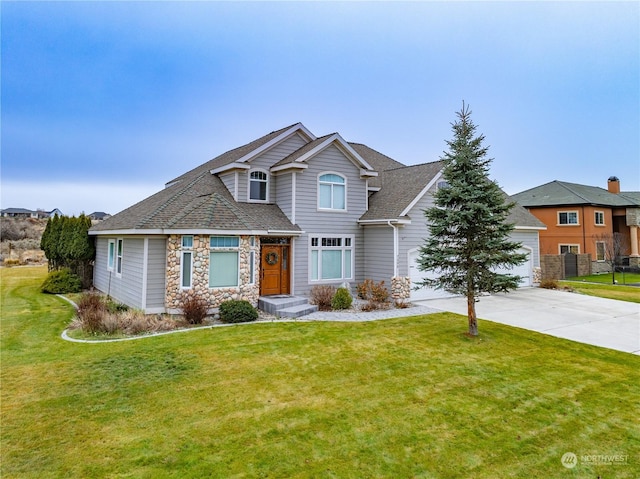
top-left (388, 220), bottom-right (398, 277)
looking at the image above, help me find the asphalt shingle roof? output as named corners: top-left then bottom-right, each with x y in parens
top-left (165, 123), bottom-right (302, 187)
top-left (90, 173), bottom-right (299, 233)
top-left (361, 162), bottom-right (444, 221)
top-left (512, 180), bottom-right (639, 208)
top-left (91, 123), bottom-right (546, 233)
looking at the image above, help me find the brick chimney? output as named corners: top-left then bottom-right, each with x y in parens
top-left (607, 176), bottom-right (620, 194)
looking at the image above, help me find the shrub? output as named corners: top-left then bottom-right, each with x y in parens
top-left (3, 258), bottom-right (21, 267)
top-left (540, 279), bottom-right (559, 289)
top-left (41, 268), bottom-right (82, 294)
top-left (219, 300), bottom-right (258, 324)
top-left (181, 295), bottom-right (209, 325)
top-left (356, 279), bottom-right (373, 300)
top-left (106, 298), bottom-right (129, 314)
top-left (356, 279), bottom-right (390, 310)
top-left (310, 285), bottom-right (336, 311)
top-left (331, 287), bottom-right (353, 310)
top-left (76, 293), bottom-right (108, 333)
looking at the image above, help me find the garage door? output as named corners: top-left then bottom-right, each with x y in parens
top-left (408, 250), bottom-right (456, 301)
top-left (408, 247), bottom-right (532, 300)
top-left (492, 248), bottom-right (532, 287)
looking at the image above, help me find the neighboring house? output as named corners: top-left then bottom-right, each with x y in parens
top-left (512, 177), bottom-right (640, 271)
top-left (88, 212), bottom-right (111, 221)
top-left (1, 208), bottom-right (39, 218)
top-left (89, 122), bottom-right (544, 313)
top-left (1, 208), bottom-right (63, 218)
top-left (46, 208), bottom-right (63, 218)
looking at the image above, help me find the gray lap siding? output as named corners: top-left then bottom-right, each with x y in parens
top-left (291, 144), bottom-right (368, 296)
top-left (94, 236), bottom-right (167, 312)
top-left (363, 226), bottom-right (395, 284)
top-left (145, 238), bottom-right (168, 311)
top-left (93, 237), bottom-right (145, 309)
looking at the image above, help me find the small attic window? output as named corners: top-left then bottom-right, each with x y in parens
top-left (437, 181), bottom-right (450, 190)
top-left (249, 170), bottom-right (269, 202)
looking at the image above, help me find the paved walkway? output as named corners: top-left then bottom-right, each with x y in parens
top-left (301, 304), bottom-right (440, 321)
top-left (415, 288), bottom-right (640, 355)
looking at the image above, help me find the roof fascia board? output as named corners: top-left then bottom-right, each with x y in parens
top-left (358, 219), bottom-right (411, 225)
top-left (399, 170), bottom-right (444, 217)
top-left (90, 228), bottom-right (303, 236)
top-left (513, 225), bottom-right (547, 231)
top-left (236, 123), bottom-right (316, 164)
top-left (210, 162), bottom-right (251, 174)
top-left (270, 163), bottom-right (309, 174)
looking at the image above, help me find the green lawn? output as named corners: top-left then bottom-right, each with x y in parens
top-left (560, 281), bottom-right (640, 303)
top-left (567, 272), bottom-right (640, 285)
top-left (2, 266), bottom-right (639, 478)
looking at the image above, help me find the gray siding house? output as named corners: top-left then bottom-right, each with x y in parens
top-left (89, 123), bottom-right (545, 313)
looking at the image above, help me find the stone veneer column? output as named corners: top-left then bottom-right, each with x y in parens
top-left (165, 234), bottom-right (260, 313)
top-left (391, 276), bottom-right (411, 300)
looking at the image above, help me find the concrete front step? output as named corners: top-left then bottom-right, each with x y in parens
top-left (277, 303), bottom-right (319, 318)
top-left (258, 295), bottom-right (317, 318)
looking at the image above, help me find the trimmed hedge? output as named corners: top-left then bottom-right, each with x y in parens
top-left (219, 300), bottom-right (258, 324)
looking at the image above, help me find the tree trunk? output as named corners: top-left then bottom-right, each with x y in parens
top-left (467, 292), bottom-right (478, 336)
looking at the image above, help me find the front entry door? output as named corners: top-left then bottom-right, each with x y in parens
top-left (260, 245), bottom-right (290, 295)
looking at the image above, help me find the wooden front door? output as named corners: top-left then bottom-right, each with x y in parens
top-left (260, 245), bottom-right (290, 295)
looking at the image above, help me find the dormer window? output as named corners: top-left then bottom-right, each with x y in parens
top-left (249, 170), bottom-right (268, 202)
top-left (318, 173), bottom-right (346, 210)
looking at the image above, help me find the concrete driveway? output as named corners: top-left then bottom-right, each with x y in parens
top-left (415, 287), bottom-right (640, 355)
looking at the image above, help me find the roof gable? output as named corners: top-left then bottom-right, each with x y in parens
top-left (270, 133), bottom-right (376, 175)
top-left (165, 123), bottom-right (314, 186)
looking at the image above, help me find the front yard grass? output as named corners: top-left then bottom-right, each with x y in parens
top-left (567, 272), bottom-right (640, 286)
top-left (561, 280), bottom-right (640, 303)
top-left (2, 265), bottom-right (639, 478)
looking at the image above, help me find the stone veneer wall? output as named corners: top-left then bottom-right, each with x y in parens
top-left (165, 235), bottom-right (260, 313)
top-left (540, 254), bottom-right (592, 280)
top-left (391, 276), bottom-right (411, 300)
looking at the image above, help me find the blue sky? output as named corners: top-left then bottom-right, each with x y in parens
top-left (2, 1), bottom-right (638, 216)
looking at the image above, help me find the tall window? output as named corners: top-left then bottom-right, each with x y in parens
top-left (558, 211), bottom-right (578, 225)
top-left (116, 239), bottom-right (123, 275)
top-left (310, 235), bottom-right (353, 281)
top-left (560, 244), bottom-right (579, 254)
top-left (107, 239), bottom-right (116, 271)
top-left (595, 211), bottom-right (605, 225)
top-left (318, 173), bottom-right (346, 210)
top-left (596, 242), bottom-right (606, 261)
top-left (181, 236), bottom-right (193, 289)
top-left (209, 236), bottom-right (240, 288)
top-left (249, 170), bottom-right (268, 201)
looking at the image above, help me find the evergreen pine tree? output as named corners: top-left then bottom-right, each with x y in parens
top-left (416, 103), bottom-right (526, 336)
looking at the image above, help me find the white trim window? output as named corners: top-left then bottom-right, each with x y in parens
top-left (318, 173), bottom-right (346, 211)
top-left (249, 169), bottom-right (269, 202)
top-left (559, 244), bottom-right (580, 254)
top-left (558, 211), bottom-right (579, 225)
top-left (309, 235), bottom-right (354, 281)
top-left (596, 241), bottom-right (606, 261)
top-left (594, 211), bottom-right (605, 226)
top-left (107, 239), bottom-right (116, 271)
top-left (209, 236), bottom-right (240, 288)
top-left (116, 238), bottom-right (123, 276)
top-left (180, 235), bottom-right (194, 289)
